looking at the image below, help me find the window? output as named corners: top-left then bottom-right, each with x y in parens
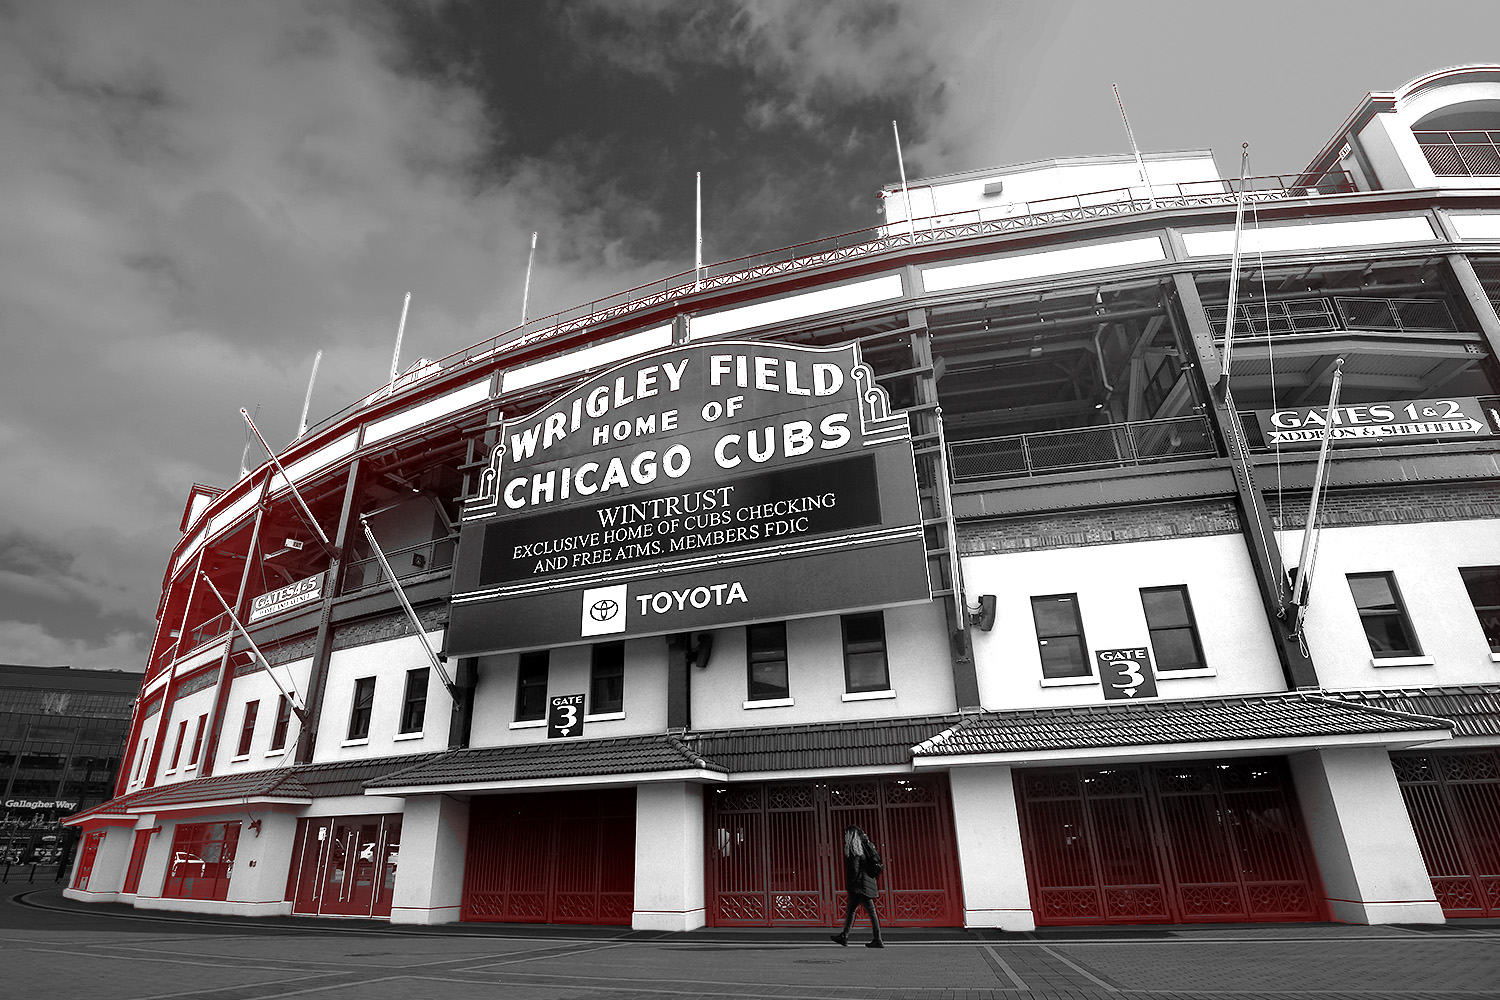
top-left (347, 677), bottom-right (376, 740)
top-left (132, 737), bottom-right (149, 781)
top-left (1141, 586), bottom-right (1207, 671)
top-left (515, 651), bottom-right (549, 722)
top-left (162, 821), bottom-right (240, 900)
top-left (399, 668), bottom-right (429, 734)
top-left (841, 612), bottom-right (890, 693)
top-left (1032, 595), bottom-right (1090, 678)
top-left (169, 719), bottom-right (188, 770)
top-left (270, 695), bottom-right (292, 751)
top-left (188, 714), bottom-right (206, 767)
top-left (236, 700), bottom-right (259, 757)
top-left (590, 642), bottom-right (625, 715)
top-left (747, 622), bottom-right (789, 700)
top-left (1348, 573), bottom-right (1421, 657)
top-left (1460, 566), bottom-right (1500, 653)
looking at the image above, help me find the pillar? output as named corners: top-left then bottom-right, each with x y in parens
top-left (1289, 747), bottom-right (1444, 925)
top-left (224, 809), bottom-right (297, 915)
top-left (948, 765), bottom-right (1035, 931)
top-left (633, 782), bottom-right (705, 931)
top-left (389, 795), bottom-right (469, 925)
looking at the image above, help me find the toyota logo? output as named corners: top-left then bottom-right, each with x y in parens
top-left (589, 599), bottom-right (619, 621)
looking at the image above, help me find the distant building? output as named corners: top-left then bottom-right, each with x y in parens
top-left (64, 65), bottom-right (1500, 928)
top-left (1, 664), bottom-right (137, 864)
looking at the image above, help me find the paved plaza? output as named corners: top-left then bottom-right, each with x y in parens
top-left (4, 881), bottom-right (1498, 1000)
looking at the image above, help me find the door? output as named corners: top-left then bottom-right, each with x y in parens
top-left (707, 775), bottom-right (961, 927)
top-left (1017, 759), bottom-right (1322, 925)
top-left (462, 789), bottom-right (636, 925)
top-left (288, 815), bottom-right (401, 918)
top-left (1393, 750), bottom-right (1500, 916)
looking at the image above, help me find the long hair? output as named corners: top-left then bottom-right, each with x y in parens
top-left (843, 825), bottom-right (869, 860)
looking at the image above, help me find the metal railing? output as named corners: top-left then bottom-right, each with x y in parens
top-left (1206, 295), bottom-right (1457, 338)
top-left (341, 536), bottom-right (457, 595)
top-left (1415, 130), bottom-right (1500, 177)
top-left (949, 415), bottom-right (1217, 481)
top-left (301, 171), bottom-right (1353, 438)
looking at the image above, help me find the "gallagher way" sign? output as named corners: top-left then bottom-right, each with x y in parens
top-left (447, 340), bottom-right (931, 654)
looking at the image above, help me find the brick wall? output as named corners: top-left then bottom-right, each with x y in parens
top-left (330, 603), bottom-right (448, 652)
top-left (959, 499), bottom-right (1241, 555)
top-left (959, 481), bottom-right (1500, 555)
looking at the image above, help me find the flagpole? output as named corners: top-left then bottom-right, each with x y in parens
top-left (389, 292), bottom-right (411, 387)
top-left (240, 408), bottom-right (333, 553)
top-left (1219, 144), bottom-right (1252, 387)
top-left (359, 516), bottom-right (457, 696)
top-left (199, 573), bottom-right (308, 721)
top-left (893, 120), bottom-right (916, 242)
top-left (695, 172), bottom-right (703, 290)
top-left (295, 350), bottom-right (322, 441)
top-left (1113, 83), bottom-right (1157, 209)
top-left (520, 232), bottom-right (538, 326)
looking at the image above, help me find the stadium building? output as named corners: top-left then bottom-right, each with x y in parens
top-left (65, 66), bottom-right (1500, 929)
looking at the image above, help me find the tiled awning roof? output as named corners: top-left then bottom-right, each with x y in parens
top-left (680, 714), bottom-right (963, 774)
top-left (364, 734), bottom-right (719, 791)
top-left (912, 691), bottom-right (1450, 759)
top-left (64, 753), bottom-right (445, 825)
top-left (1322, 685), bottom-right (1500, 738)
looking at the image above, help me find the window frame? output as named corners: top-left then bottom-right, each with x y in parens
top-left (1031, 594), bottom-right (1092, 680)
top-left (188, 714), bottom-right (207, 767)
top-left (514, 651), bottom-right (550, 722)
top-left (1140, 585), bottom-right (1208, 672)
top-left (235, 700), bottom-right (259, 757)
top-left (1459, 565), bottom-right (1500, 654)
top-left (840, 612), bottom-right (891, 694)
top-left (746, 621), bottom-right (790, 702)
top-left (347, 677), bottom-right (376, 741)
top-left (269, 695), bottom-right (292, 751)
top-left (589, 642), bottom-right (625, 716)
top-left (398, 668), bottom-right (429, 735)
top-left (1347, 571), bottom-right (1423, 658)
top-left (169, 719), bottom-right (189, 771)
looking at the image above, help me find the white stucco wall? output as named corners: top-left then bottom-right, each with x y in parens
top-left (211, 657), bottom-right (313, 775)
top-left (1287, 519), bottom-right (1500, 691)
top-left (389, 793), bottom-right (468, 925)
top-left (313, 630), bottom-right (451, 760)
top-left (961, 533), bottom-right (1287, 710)
top-left (468, 635), bottom-right (668, 747)
top-left (633, 782), bottom-right (706, 931)
top-left (155, 683), bottom-right (223, 784)
top-left (947, 765), bottom-right (1035, 931)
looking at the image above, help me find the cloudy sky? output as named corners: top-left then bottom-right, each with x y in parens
top-left (3, 0), bottom-right (1498, 673)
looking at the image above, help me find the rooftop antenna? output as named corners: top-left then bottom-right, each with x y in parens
top-left (520, 232), bottom-right (538, 326)
top-left (389, 292), bottom-right (411, 388)
top-left (238, 403), bottom-right (260, 481)
top-left (1113, 83), bottom-right (1157, 209)
top-left (1219, 144), bottom-right (1252, 387)
top-left (295, 350), bottom-right (323, 441)
top-left (892, 120), bottom-right (916, 242)
top-left (695, 172), bottom-right (704, 290)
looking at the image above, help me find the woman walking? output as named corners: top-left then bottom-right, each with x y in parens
top-left (830, 824), bottom-right (884, 948)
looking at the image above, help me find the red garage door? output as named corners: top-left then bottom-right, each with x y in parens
top-left (1017, 759), bottom-right (1323, 925)
top-left (1393, 750), bottom-right (1500, 917)
top-left (707, 775), bottom-right (961, 927)
top-left (463, 789), bottom-right (636, 925)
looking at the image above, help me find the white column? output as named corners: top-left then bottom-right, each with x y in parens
top-left (948, 765), bottom-right (1036, 931)
top-left (224, 810), bottom-right (297, 915)
top-left (389, 794), bottom-right (469, 925)
top-left (61, 823), bottom-right (133, 901)
top-left (1289, 747), bottom-right (1444, 925)
top-left (633, 782), bottom-right (705, 931)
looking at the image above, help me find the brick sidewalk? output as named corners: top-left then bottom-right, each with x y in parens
top-left (6, 885), bottom-right (1499, 1000)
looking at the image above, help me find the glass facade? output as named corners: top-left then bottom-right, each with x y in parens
top-left (1, 666), bottom-right (137, 864)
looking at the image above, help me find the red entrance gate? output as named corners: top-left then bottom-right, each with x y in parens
top-left (1016, 759), bottom-right (1323, 924)
top-left (1393, 749), bottom-right (1500, 916)
top-left (707, 775), bottom-right (961, 927)
top-left (462, 789), bottom-right (636, 925)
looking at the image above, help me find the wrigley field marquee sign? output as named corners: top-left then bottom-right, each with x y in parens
top-left (446, 340), bottom-right (931, 654)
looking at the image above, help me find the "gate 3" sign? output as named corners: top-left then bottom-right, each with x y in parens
top-left (447, 340), bottom-right (931, 654)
